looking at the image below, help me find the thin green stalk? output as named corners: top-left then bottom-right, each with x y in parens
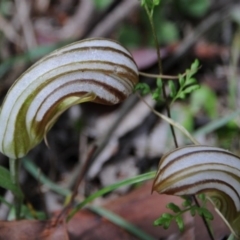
top-left (144, 4), bottom-right (178, 148)
top-left (9, 158), bottom-right (22, 219)
top-left (67, 171), bottom-right (156, 221)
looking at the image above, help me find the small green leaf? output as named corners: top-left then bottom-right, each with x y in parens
top-left (168, 80), bottom-right (177, 97)
top-left (154, 214), bottom-right (172, 226)
top-left (143, 88), bottom-right (151, 95)
top-left (134, 83), bottom-right (151, 95)
top-left (154, 217), bottom-right (165, 226)
top-left (201, 208), bottom-right (214, 220)
top-left (198, 193), bottom-right (206, 201)
top-left (183, 85), bottom-right (200, 94)
top-left (167, 203), bottom-right (181, 213)
top-left (182, 196), bottom-right (192, 207)
top-left (191, 59), bottom-right (199, 71)
top-left (179, 75), bottom-right (185, 87)
top-left (163, 220), bottom-right (171, 229)
top-left (175, 215), bottom-right (184, 232)
top-left (154, 219), bottom-right (162, 225)
top-left (185, 77), bottom-right (197, 85)
top-left (152, 90), bottom-right (160, 100)
top-left (178, 92), bottom-right (186, 99)
top-left (161, 213), bottom-right (173, 220)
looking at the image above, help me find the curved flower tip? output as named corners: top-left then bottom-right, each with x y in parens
top-left (0, 38), bottom-right (139, 159)
top-left (152, 145), bottom-right (240, 238)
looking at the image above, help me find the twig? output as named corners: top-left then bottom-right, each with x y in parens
top-left (139, 72), bottom-right (179, 79)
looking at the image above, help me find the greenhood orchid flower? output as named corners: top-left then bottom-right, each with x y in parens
top-left (0, 38), bottom-right (138, 159)
top-left (152, 145), bottom-right (240, 238)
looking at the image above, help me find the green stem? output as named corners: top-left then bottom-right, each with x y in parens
top-left (9, 158), bottom-right (22, 219)
top-left (144, 4), bottom-right (178, 148)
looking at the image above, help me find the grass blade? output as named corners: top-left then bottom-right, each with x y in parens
top-left (194, 110), bottom-right (240, 136)
top-left (23, 158), bottom-right (71, 196)
top-left (89, 205), bottom-right (156, 240)
top-left (67, 171), bottom-right (156, 221)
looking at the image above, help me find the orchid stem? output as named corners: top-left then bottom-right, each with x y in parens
top-left (9, 158), bottom-right (22, 219)
top-left (144, 4), bottom-right (178, 148)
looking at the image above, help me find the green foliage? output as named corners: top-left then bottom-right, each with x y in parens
top-left (154, 212), bottom-right (173, 229)
top-left (135, 78), bottom-right (164, 102)
top-left (182, 196), bottom-right (192, 207)
top-left (135, 83), bottom-right (151, 95)
top-left (152, 78), bottom-right (163, 102)
top-left (154, 194), bottom-right (214, 232)
top-left (170, 59), bottom-right (200, 104)
top-left (167, 202), bottom-right (181, 213)
top-left (135, 60), bottom-right (200, 105)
